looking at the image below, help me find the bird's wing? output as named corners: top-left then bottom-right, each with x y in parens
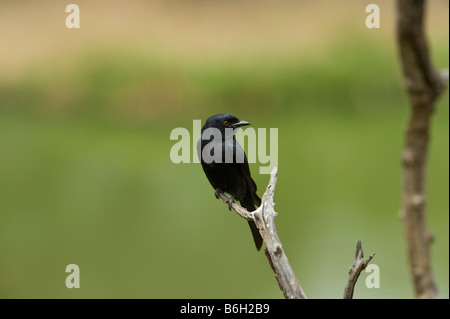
top-left (234, 139), bottom-right (261, 207)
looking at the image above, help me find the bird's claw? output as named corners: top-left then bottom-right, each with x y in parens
top-left (225, 196), bottom-right (235, 211)
top-left (214, 188), bottom-right (223, 199)
top-left (214, 189), bottom-right (234, 211)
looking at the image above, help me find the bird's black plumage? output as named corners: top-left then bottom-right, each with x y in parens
top-left (198, 113), bottom-right (263, 251)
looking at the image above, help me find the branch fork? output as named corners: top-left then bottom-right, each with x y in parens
top-left (217, 167), bottom-right (375, 299)
top-left (343, 240), bottom-right (376, 299)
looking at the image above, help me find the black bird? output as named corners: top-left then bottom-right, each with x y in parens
top-left (198, 113), bottom-right (263, 251)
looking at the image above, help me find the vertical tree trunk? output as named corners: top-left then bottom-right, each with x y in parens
top-left (396, 0), bottom-right (446, 299)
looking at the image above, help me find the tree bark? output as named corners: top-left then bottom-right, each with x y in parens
top-left (343, 240), bottom-right (375, 299)
top-left (216, 167), bottom-right (307, 299)
top-left (396, 0), bottom-right (446, 299)
top-left (217, 167), bottom-right (375, 299)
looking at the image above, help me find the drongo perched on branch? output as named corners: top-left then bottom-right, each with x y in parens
top-left (198, 113), bottom-right (263, 251)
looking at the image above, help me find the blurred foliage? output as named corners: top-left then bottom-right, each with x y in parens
top-left (0, 1), bottom-right (448, 298)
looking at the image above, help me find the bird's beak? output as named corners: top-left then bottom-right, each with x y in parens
top-left (231, 120), bottom-right (251, 128)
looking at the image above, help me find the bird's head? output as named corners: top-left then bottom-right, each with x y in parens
top-left (202, 113), bottom-right (251, 133)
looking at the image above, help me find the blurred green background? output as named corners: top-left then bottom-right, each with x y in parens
top-left (0, 0), bottom-right (448, 298)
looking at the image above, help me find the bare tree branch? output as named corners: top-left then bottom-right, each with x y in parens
top-left (219, 168), bottom-right (376, 299)
top-left (396, 0), bottom-right (446, 299)
top-left (343, 240), bottom-right (375, 299)
top-left (217, 167), bottom-right (307, 299)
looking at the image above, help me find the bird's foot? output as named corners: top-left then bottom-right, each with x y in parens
top-left (214, 188), bottom-right (235, 211)
top-left (214, 188), bottom-right (223, 199)
top-left (224, 196), bottom-right (235, 211)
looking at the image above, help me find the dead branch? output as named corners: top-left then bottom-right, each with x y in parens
top-left (396, 0), bottom-right (446, 299)
top-left (343, 240), bottom-right (376, 299)
top-left (217, 167), bottom-right (307, 299)
top-left (218, 167), bottom-right (375, 299)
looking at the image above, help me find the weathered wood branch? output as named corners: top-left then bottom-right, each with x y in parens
top-left (218, 167), bottom-right (374, 299)
top-left (217, 167), bottom-right (307, 299)
top-left (396, 0), bottom-right (446, 299)
top-left (343, 240), bottom-right (375, 299)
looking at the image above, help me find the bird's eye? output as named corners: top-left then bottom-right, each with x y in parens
top-left (223, 121), bottom-right (229, 126)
